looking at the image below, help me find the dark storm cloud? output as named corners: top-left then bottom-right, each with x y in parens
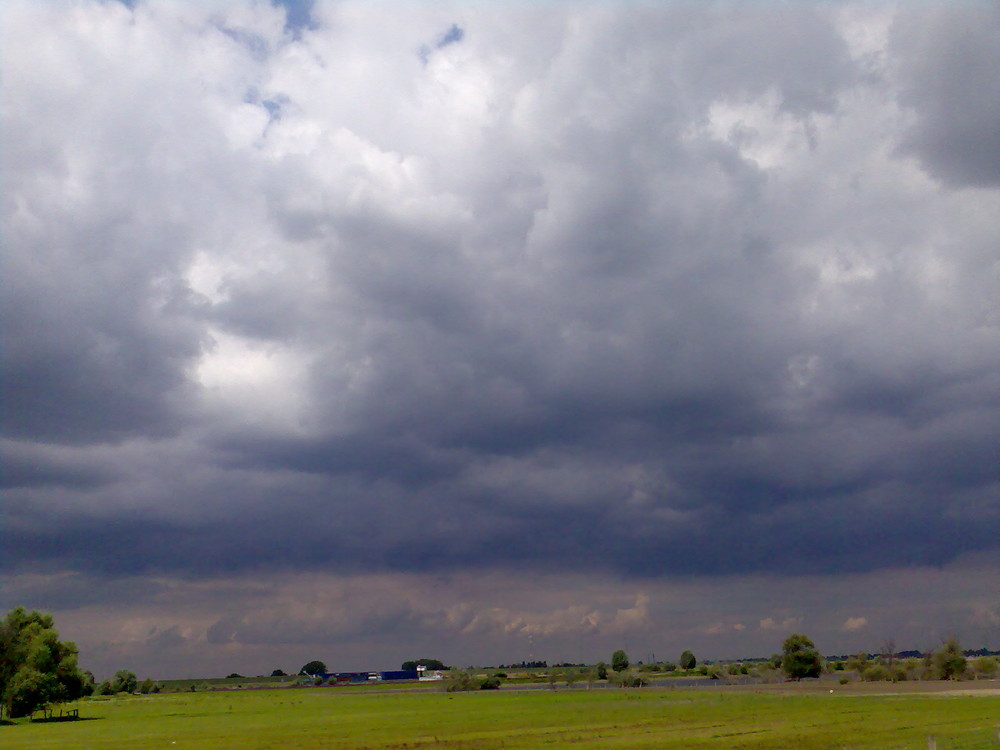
top-left (892, 3), bottom-right (1000, 187)
top-left (2, 1), bottom-right (998, 598)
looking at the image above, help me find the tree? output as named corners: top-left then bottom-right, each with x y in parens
top-left (596, 661), bottom-right (608, 680)
top-left (299, 660), bottom-right (327, 676)
top-left (270, 669), bottom-right (287, 677)
top-left (780, 633), bottom-right (822, 680)
top-left (111, 669), bottom-right (138, 694)
top-left (401, 658), bottom-right (446, 671)
top-left (0, 607), bottom-right (88, 719)
top-left (679, 650), bottom-right (697, 670)
top-left (932, 637), bottom-right (966, 680)
top-left (611, 649), bottom-right (630, 672)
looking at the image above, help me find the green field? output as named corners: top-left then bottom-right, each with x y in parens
top-left (3, 683), bottom-right (999, 749)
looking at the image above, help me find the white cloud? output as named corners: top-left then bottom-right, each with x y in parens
top-left (842, 617), bottom-right (869, 632)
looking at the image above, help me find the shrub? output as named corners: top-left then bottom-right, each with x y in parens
top-left (608, 670), bottom-right (647, 688)
top-left (932, 638), bottom-right (967, 680)
top-left (444, 670), bottom-right (479, 692)
top-left (862, 664), bottom-right (889, 682)
top-left (479, 675), bottom-right (501, 690)
top-left (596, 662), bottom-right (608, 680)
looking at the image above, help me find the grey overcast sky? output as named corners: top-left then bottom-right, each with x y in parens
top-left (2, 0), bottom-right (998, 679)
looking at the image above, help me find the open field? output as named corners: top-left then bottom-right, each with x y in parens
top-left (2, 682), bottom-right (999, 749)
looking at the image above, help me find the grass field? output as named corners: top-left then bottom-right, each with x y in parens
top-left (2, 682), bottom-right (999, 749)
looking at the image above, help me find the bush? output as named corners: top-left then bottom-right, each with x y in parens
top-left (838, 676), bottom-right (850, 685)
top-left (479, 675), bottom-right (501, 690)
top-left (932, 638), bottom-right (967, 680)
top-left (862, 664), bottom-right (889, 682)
top-left (596, 662), bottom-right (608, 681)
top-left (608, 670), bottom-right (647, 687)
top-left (444, 670), bottom-right (479, 692)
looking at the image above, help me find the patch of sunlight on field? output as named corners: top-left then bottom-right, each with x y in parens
top-left (2, 686), bottom-right (999, 749)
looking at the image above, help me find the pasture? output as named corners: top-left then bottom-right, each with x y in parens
top-left (2, 682), bottom-right (999, 749)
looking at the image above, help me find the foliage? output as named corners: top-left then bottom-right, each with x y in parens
top-left (781, 633), bottom-right (823, 680)
top-left (112, 670), bottom-right (138, 694)
top-left (443, 670), bottom-right (479, 692)
top-left (226, 673), bottom-right (244, 679)
top-left (139, 678), bottom-right (158, 694)
top-left (932, 637), bottom-right (967, 680)
top-left (679, 650), bottom-right (696, 670)
top-left (0, 607), bottom-right (88, 719)
top-left (607, 669), bottom-right (647, 687)
top-left (970, 656), bottom-right (998, 680)
top-left (611, 649), bottom-right (629, 672)
top-left (270, 669), bottom-right (287, 677)
top-left (845, 653), bottom-right (870, 674)
top-left (401, 658), bottom-right (446, 671)
top-left (479, 675), bottom-right (502, 690)
top-left (862, 664), bottom-right (888, 681)
top-left (299, 661), bottom-right (327, 676)
top-left (596, 661), bottom-right (607, 680)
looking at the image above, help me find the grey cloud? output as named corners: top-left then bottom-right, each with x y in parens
top-left (1, 2), bottom-right (998, 676)
top-left (892, 4), bottom-right (1000, 187)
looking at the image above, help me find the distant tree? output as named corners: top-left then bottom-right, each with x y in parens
top-left (81, 670), bottom-right (96, 697)
top-left (112, 669), bottom-right (138, 694)
top-left (299, 661), bottom-right (327, 676)
top-left (444, 670), bottom-right (478, 692)
top-left (97, 680), bottom-right (114, 696)
top-left (0, 607), bottom-right (89, 719)
top-left (932, 637), bottom-right (967, 680)
top-left (226, 673), bottom-right (244, 679)
top-left (781, 634), bottom-right (822, 680)
top-left (611, 649), bottom-right (630, 672)
top-left (970, 656), bottom-right (998, 680)
top-left (270, 669), bottom-right (287, 677)
top-left (139, 677), bottom-right (157, 694)
top-left (596, 661), bottom-right (608, 680)
top-left (845, 652), bottom-right (870, 674)
top-left (679, 650), bottom-right (697, 670)
top-left (402, 658), bottom-right (446, 671)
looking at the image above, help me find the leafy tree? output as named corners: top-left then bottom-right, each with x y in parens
top-left (139, 677), bottom-right (157, 694)
top-left (596, 661), bottom-right (608, 680)
top-left (679, 650), bottom-right (696, 670)
top-left (226, 672), bottom-right (244, 679)
top-left (611, 649), bottom-right (630, 672)
top-left (271, 669), bottom-right (287, 677)
top-left (0, 607), bottom-right (88, 719)
top-left (112, 669), bottom-right (138, 694)
top-left (401, 658), bottom-right (446, 671)
top-left (932, 637), bottom-right (967, 680)
top-left (444, 670), bottom-right (478, 692)
top-left (781, 633), bottom-right (822, 680)
top-left (299, 660), bottom-right (327, 676)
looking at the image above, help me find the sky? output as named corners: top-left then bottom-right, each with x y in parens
top-left (1, 0), bottom-right (998, 680)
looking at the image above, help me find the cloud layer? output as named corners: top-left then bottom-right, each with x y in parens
top-left (2, 0), bottom-right (998, 675)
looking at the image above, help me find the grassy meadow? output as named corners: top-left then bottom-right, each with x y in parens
top-left (3, 682), bottom-right (999, 749)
